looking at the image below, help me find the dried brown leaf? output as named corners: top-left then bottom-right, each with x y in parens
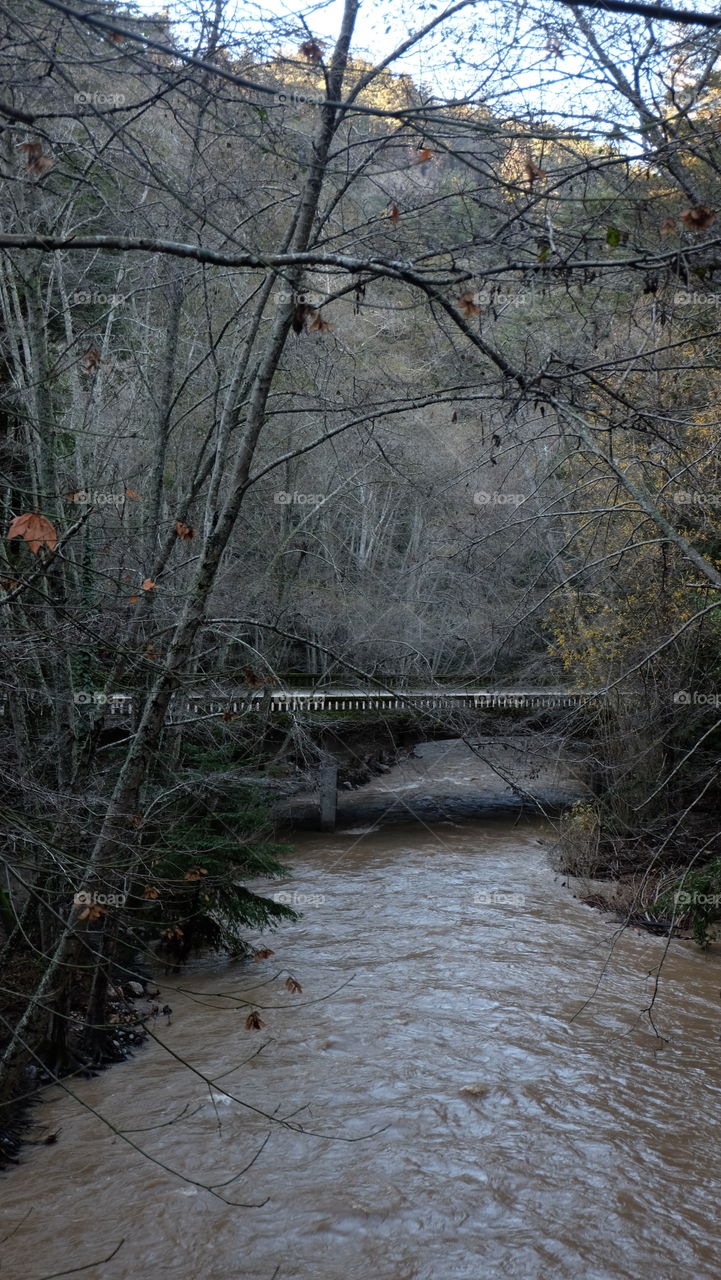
top-left (457, 292), bottom-right (480, 319)
top-left (8, 512), bottom-right (58, 555)
top-left (680, 205), bottom-right (715, 231)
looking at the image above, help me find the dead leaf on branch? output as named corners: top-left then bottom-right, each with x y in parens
top-left (299, 39), bottom-right (324, 63)
top-left (254, 948), bottom-right (275, 961)
top-left (388, 204), bottom-right (400, 224)
top-left (416, 147), bottom-right (433, 164)
top-left (80, 348), bottom-right (101, 373)
top-left (285, 976), bottom-right (302, 994)
top-left (8, 512), bottom-right (58, 555)
top-left (175, 521), bottom-right (195, 540)
top-left (184, 868), bottom-right (208, 881)
top-left (660, 216), bottom-right (677, 235)
top-left (293, 304), bottom-right (331, 334)
top-left (78, 904), bottom-right (107, 921)
top-left (681, 205), bottom-right (715, 231)
top-left (245, 1010), bottom-right (266, 1030)
top-left (523, 155), bottom-right (546, 187)
top-left (143, 885), bottom-right (160, 899)
top-left (128, 578), bottom-right (156, 602)
top-left (309, 309), bottom-right (331, 332)
top-left (19, 141), bottom-right (53, 175)
top-left (457, 291), bottom-right (480, 319)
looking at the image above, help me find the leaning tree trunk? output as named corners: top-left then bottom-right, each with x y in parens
top-left (0, 0), bottom-right (361, 1095)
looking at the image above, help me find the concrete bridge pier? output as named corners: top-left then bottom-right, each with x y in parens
top-left (319, 758), bottom-right (338, 832)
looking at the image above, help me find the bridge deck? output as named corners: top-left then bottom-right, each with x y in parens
top-left (0, 688), bottom-right (604, 717)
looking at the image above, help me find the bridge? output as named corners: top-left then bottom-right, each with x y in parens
top-left (69, 687), bottom-right (602, 717)
top-left (0, 688), bottom-right (607, 721)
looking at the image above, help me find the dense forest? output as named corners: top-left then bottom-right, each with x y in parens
top-left (4, 0), bottom-right (721, 1173)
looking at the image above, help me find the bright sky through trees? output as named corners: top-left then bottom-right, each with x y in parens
top-left (130, 0), bottom-right (719, 152)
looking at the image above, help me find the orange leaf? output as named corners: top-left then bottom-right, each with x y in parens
top-left (221, 709), bottom-right (237, 722)
top-left (175, 521), bottom-right (195, 540)
top-left (309, 310), bottom-right (331, 332)
top-left (388, 204), bottom-right (400, 224)
top-left (416, 147), bottom-right (433, 163)
top-left (680, 205), bottom-right (715, 231)
top-left (79, 904), bottom-right (106, 921)
top-left (660, 216), bottom-right (677, 235)
top-left (457, 292), bottom-right (480, 319)
top-left (254, 948), bottom-right (275, 961)
top-left (245, 1010), bottom-right (266, 1030)
top-left (80, 348), bottom-right (101, 372)
top-left (129, 595), bottom-right (139, 603)
top-left (126, 489), bottom-right (141, 499)
top-left (523, 157), bottom-right (546, 187)
top-left (142, 578), bottom-right (157, 590)
top-left (285, 976), bottom-right (302, 994)
top-left (8, 512), bottom-right (58, 555)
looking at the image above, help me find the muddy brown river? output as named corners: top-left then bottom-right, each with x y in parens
top-left (2, 742), bottom-right (721, 1279)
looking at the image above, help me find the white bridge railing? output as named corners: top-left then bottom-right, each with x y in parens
top-left (0, 688), bottom-right (604, 717)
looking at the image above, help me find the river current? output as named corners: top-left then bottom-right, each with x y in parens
top-left (2, 742), bottom-right (721, 1279)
